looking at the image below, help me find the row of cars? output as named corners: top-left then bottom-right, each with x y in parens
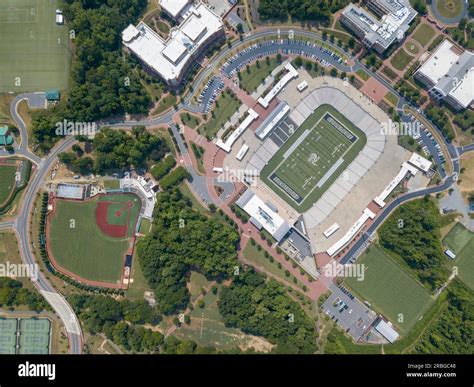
top-left (407, 113), bottom-right (445, 164)
top-left (197, 77), bottom-right (225, 113)
top-left (282, 40), bottom-right (344, 67)
top-left (222, 41), bottom-right (279, 78)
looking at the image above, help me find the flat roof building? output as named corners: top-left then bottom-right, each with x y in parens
top-left (122, 3), bottom-right (224, 87)
top-left (374, 319), bottom-right (399, 343)
top-left (340, 0), bottom-right (417, 54)
top-left (236, 189), bottom-right (291, 242)
top-left (159, 0), bottom-right (191, 20)
top-left (415, 40), bottom-right (473, 110)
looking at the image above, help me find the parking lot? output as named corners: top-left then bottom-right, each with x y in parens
top-left (197, 76), bottom-right (224, 113)
top-left (222, 39), bottom-right (349, 79)
top-left (323, 284), bottom-right (377, 341)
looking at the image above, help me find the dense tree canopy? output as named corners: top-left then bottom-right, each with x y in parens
top-left (0, 278), bottom-right (49, 312)
top-left (379, 198), bottom-right (449, 291)
top-left (31, 0), bottom-right (151, 152)
top-left (136, 189), bottom-right (240, 314)
top-left (258, 0), bottom-right (349, 22)
top-left (218, 269), bottom-right (317, 354)
top-left (413, 280), bottom-right (473, 354)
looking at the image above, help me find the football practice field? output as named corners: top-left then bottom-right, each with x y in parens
top-left (345, 245), bottom-right (433, 334)
top-left (0, 0), bottom-right (70, 92)
top-left (261, 105), bottom-right (366, 212)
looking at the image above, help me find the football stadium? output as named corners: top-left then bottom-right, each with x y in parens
top-left (260, 104), bottom-right (366, 212)
top-left (220, 64), bottom-right (432, 275)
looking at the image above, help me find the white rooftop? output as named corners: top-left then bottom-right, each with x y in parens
top-left (375, 320), bottom-right (399, 343)
top-left (159, 0), bottom-right (190, 19)
top-left (417, 40), bottom-right (460, 85)
top-left (408, 152), bottom-right (432, 173)
top-left (122, 3), bottom-right (223, 83)
top-left (449, 68), bottom-right (474, 108)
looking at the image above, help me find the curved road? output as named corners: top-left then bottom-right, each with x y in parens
top-left (430, 0), bottom-right (469, 25)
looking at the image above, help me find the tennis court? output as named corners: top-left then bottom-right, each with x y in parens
top-left (261, 105), bottom-right (366, 211)
top-left (18, 318), bottom-right (51, 354)
top-left (0, 318), bottom-right (17, 354)
top-left (0, 0), bottom-right (70, 92)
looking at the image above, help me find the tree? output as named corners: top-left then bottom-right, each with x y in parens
top-left (294, 56), bottom-right (303, 67)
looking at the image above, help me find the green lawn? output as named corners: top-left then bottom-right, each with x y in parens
top-left (103, 179), bottom-right (120, 190)
top-left (411, 24), bottom-right (436, 47)
top-left (175, 283), bottom-right (273, 351)
top-left (434, 0), bottom-right (464, 18)
top-left (345, 245), bottom-right (433, 334)
top-left (443, 223), bottom-right (474, 291)
top-left (385, 92), bottom-right (399, 106)
top-left (260, 104), bottom-right (366, 212)
top-left (180, 113), bottom-right (201, 129)
top-left (126, 252), bottom-right (152, 301)
top-left (0, 0), bottom-right (70, 92)
top-left (390, 49), bottom-right (414, 71)
top-left (152, 94), bottom-right (177, 116)
top-left (199, 90), bottom-right (241, 139)
top-left (0, 165), bottom-right (17, 206)
top-left (240, 57), bottom-right (279, 94)
top-left (48, 194), bottom-right (140, 283)
top-left (404, 41), bottom-right (420, 55)
top-left (356, 69), bottom-right (370, 81)
top-left (243, 243), bottom-right (307, 292)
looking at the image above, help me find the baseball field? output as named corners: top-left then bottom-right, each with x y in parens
top-left (260, 104), bottom-right (366, 212)
top-left (48, 193), bottom-right (141, 284)
top-left (0, 0), bottom-right (70, 92)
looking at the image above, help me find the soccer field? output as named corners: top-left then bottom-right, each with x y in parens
top-left (0, 164), bottom-right (17, 206)
top-left (48, 194), bottom-right (141, 284)
top-left (345, 245), bottom-right (433, 334)
top-left (444, 223), bottom-right (474, 291)
top-left (0, 0), bottom-right (70, 92)
top-left (261, 105), bottom-right (366, 212)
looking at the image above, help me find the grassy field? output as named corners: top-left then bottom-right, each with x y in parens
top-left (48, 194), bottom-right (140, 284)
top-left (411, 24), bottom-right (436, 47)
top-left (390, 49), bottom-right (414, 71)
top-left (0, 165), bottom-right (17, 206)
top-left (434, 0), bottom-right (464, 18)
top-left (243, 243), bottom-right (307, 292)
top-left (356, 69), bottom-right (370, 81)
top-left (180, 112), bottom-right (201, 129)
top-left (443, 223), bottom-right (474, 290)
top-left (385, 92), bottom-right (399, 106)
top-left (151, 94), bottom-right (177, 116)
top-left (0, 0), bottom-right (70, 92)
top-left (345, 245), bottom-right (433, 334)
top-left (261, 104), bottom-right (366, 212)
top-left (404, 41), bottom-right (420, 55)
top-left (199, 89), bottom-right (241, 139)
top-left (240, 57), bottom-right (279, 94)
top-left (175, 281), bottom-right (273, 352)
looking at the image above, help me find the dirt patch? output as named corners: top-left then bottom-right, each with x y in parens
top-left (95, 202), bottom-right (128, 238)
top-left (459, 153), bottom-right (474, 193)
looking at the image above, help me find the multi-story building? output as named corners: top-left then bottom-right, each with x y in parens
top-left (122, 2), bottom-right (224, 88)
top-left (415, 39), bottom-right (473, 111)
top-left (340, 0), bottom-right (417, 54)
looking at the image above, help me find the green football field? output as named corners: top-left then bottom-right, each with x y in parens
top-left (49, 193), bottom-right (140, 284)
top-left (0, 0), bottom-right (70, 92)
top-left (345, 245), bottom-right (433, 334)
top-left (0, 165), bottom-right (17, 206)
top-left (444, 223), bottom-right (474, 291)
top-left (261, 105), bottom-right (366, 212)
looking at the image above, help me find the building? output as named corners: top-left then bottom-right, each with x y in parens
top-left (340, 0), bottom-right (417, 54)
top-left (414, 39), bottom-right (474, 110)
top-left (122, 2), bottom-right (224, 87)
top-left (236, 189), bottom-right (291, 242)
top-left (374, 318), bottom-right (399, 343)
top-left (159, 0), bottom-right (191, 21)
top-left (45, 89), bottom-right (60, 102)
top-left (0, 127), bottom-right (13, 146)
